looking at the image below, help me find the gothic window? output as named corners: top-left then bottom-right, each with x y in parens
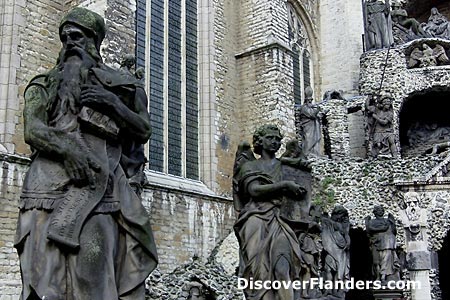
top-left (136, 0), bottom-right (199, 180)
top-left (287, 2), bottom-right (313, 105)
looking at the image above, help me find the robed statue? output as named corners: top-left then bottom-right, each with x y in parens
top-left (365, 206), bottom-right (400, 283)
top-left (297, 87), bottom-right (324, 156)
top-left (364, 0), bottom-right (394, 50)
top-left (321, 205), bottom-right (351, 299)
top-left (233, 125), bottom-right (311, 300)
top-left (14, 8), bottom-right (157, 299)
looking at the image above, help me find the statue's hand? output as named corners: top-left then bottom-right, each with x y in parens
top-left (283, 181), bottom-right (306, 198)
top-left (80, 84), bottom-right (121, 111)
top-left (62, 146), bottom-right (101, 189)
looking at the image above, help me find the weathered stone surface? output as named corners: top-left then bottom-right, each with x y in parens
top-left (407, 251), bottom-right (432, 271)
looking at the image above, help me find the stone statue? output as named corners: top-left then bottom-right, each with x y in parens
top-left (364, 0), bottom-right (394, 50)
top-left (279, 140), bottom-right (320, 299)
top-left (233, 124), bottom-right (308, 300)
top-left (391, 2), bottom-right (429, 43)
top-left (14, 7), bottom-right (157, 299)
top-left (423, 7), bottom-right (450, 40)
top-left (399, 192), bottom-right (427, 242)
top-left (321, 205), bottom-right (350, 299)
top-left (366, 94), bottom-right (398, 158)
top-left (298, 87), bottom-right (324, 156)
top-left (365, 206), bottom-right (400, 283)
top-left (120, 53), bottom-right (136, 76)
top-left (188, 283), bottom-right (206, 300)
top-left (136, 66), bottom-right (145, 81)
top-left (408, 43), bottom-right (449, 68)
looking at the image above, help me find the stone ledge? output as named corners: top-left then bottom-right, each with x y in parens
top-left (235, 38), bottom-right (292, 59)
top-left (144, 170), bottom-right (232, 203)
top-left (0, 152), bottom-right (30, 166)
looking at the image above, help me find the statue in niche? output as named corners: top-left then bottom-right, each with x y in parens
top-left (423, 7), bottom-right (450, 40)
top-left (365, 206), bottom-right (401, 283)
top-left (391, 1), bottom-right (429, 44)
top-left (321, 205), bottom-right (350, 299)
top-left (408, 43), bottom-right (450, 68)
top-left (298, 87), bottom-right (324, 156)
top-left (366, 94), bottom-right (398, 158)
top-left (399, 192), bottom-right (427, 242)
top-left (14, 8), bottom-right (157, 299)
top-left (188, 283), bottom-right (206, 300)
top-left (364, 0), bottom-right (394, 50)
top-left (406, 122), bottom-right (450, 156)
top-left (233, 125), bottom-right (311, 300)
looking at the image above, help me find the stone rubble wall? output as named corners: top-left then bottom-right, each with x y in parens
top-left (359, 41), bottom-right (450, 151)
top-left (309, 154), bottom-right (448, 251)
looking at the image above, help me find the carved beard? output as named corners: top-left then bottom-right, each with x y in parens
top-left (56, 43), bottom-right (99, 116)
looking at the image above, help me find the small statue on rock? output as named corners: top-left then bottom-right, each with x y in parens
top-left (422, 7), bottom-right (450, 40)
top-left (297, 87), bottom-right (325, 156)
top-left (408, 43), bottom-right (449, 68)
top-left (120, 54), bottom-right (136, 76)
top-left (391, 1), bottom-right (429, 43)
top-left (366, 94), bottom-right (398, 158)
top-left (364, 0), bottom-right (394, 50)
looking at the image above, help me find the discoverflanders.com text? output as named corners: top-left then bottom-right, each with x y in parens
top-left (238, 278), bottom-right (421, 291)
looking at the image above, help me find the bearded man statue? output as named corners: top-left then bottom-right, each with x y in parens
top-left (14, 7), bottom-right (157, 299)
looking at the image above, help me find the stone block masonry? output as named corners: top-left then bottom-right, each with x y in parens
top-left (319, 0), bottom-right (364, 97)
top-left (0, 153), bottom-right (29, 299)
top-left (236, 45), bottom-right (296, 148)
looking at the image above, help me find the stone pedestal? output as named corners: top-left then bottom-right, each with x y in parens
top-left (372, 289), bottom-right (403, 300)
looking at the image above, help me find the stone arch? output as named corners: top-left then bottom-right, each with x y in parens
top-left (398, 86), bottom-right (450, 156)
top-left (286, 0), bottom-right (320, 101)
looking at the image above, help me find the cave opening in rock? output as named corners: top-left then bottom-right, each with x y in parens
top-left (399, 90), bottom-right (450, 157)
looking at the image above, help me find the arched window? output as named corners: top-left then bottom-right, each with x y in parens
top-left (287, 2), bottom-right (313, 105)
top-left (136, 0), bottom-right (199, 180)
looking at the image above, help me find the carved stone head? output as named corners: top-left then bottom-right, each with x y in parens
top-left (59, 7), bottom-right (106, 51)
top-left (404, 192), bottom-right (420, 221)
top-left (252, 124), bottom-right (283, 155)
top-left (373, 205), bottom-right (385, 218)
